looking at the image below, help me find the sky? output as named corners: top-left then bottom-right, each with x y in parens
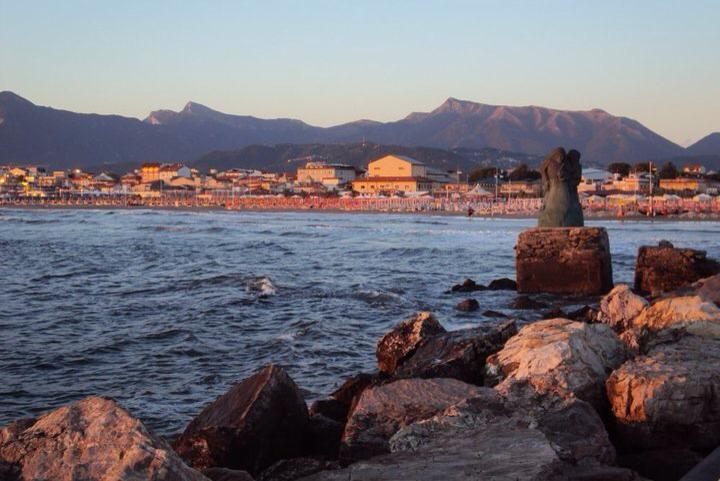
top-left (1, 0), bottom-right (718, 146)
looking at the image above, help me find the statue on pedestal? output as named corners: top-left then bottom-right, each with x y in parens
top-left (537, 147), bottom-right (584, 227)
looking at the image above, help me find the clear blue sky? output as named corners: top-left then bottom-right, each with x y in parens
top-left (1, 0), bottom-right (718, 145)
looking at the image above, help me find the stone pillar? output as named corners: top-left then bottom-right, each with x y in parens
top-left (516, 227), bottom-right (613, 295)
top-left (634, 241), bottom-right (720, 295)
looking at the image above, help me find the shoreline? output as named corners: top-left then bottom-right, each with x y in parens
top-left (3, 203), bottom-right (720, 222)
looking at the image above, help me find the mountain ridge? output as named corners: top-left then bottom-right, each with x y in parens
top-left (0, 91), bottom-right (714, 170)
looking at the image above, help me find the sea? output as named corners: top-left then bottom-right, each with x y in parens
top-left (1, 208), bottom-right (719, 436)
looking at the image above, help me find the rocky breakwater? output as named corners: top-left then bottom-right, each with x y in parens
top-left (594, 274), bottom-right (720, 481)
top-left (516, 227), bottom-right (613, 295)
top-left (634, 241), bottom-right (720, 296)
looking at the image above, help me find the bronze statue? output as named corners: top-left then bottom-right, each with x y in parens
top-left (537, 147), bottom-right (584, 227)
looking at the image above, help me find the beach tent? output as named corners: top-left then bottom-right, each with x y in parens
top-left (693, 193), bottom-right (712, 202)
top-left (662, 194), bottom-right (682, 202)
top-left (464, 184), bottom-right (494, 198)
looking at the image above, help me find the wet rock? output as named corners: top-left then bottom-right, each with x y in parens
top-left (487, 277), bottom-right (518, 290)
top-left (606, 335), bottom-right (720, 452)
top-left (485, 318), bottom-right (628, 409)
top-left (329, 372), bottom-right (383, 416)
top-left (510, 295), bottom-right (549, 310)
top-left (630, 295), bottom-right (720, 342)
top-left (394, 320), bottom-right (517, 385)
top-left (304, 413), bottom-right (343, 459)
top-left (308, 398), bottom-right (347, 423)
top-left (204, 467), bottom-right (255, 481)
top-left (598, 285), bottom-right (649, 333)
top-left (455, 298), bottom-right (479, 311)
top-left (566, 305), bottom-right (598, 323)
top-left (617, 449), bottom-right (701, 481)
top-left (449, 278), bottom-right (485, 292)
top-left (542, 307), bottom-right (567, 319)
top-left (0, 396), bottom-right (209, 481)
top-left (175, 365), bottom-right (309, 475)
top-left (634, 242), bottom-right (720, 295)
top-left (259, 458), bottom-right (337, 481)
top-left (375, 312), bottom-right (446, 374)
top-left (339, 378), bottom-right (489, 462)
top-left (516, 227), bottom-right (613, 295)
top-left (482, 309), bottom-right (509, 318)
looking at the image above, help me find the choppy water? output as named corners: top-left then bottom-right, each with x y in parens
top-left (1, 208), bottom-right (719, 435)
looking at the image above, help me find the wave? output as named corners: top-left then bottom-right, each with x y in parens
top-left (246, 276), bottom-right (277, 298)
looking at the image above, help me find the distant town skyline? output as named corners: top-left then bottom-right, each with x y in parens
top-left (1, 0), bottom-right (718, 146)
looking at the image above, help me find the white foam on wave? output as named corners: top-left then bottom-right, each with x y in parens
top-left (247, 276), bottom-right (277, 298)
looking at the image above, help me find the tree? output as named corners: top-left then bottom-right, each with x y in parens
top-left (632, 161), bottom-right (651, 174)
top-left (468, 166), bottom-right (500, 183)
top-left (659, 162), bottom-right (679, 179)
top-left (608, 162), bottom-right (631, 176)
top-left (508, 164), bottom-right (541, 182)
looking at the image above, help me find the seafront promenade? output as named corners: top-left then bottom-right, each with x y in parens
top-left (3, 193), bottom-right (720, 218)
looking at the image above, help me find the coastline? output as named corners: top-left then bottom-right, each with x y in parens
top-left (3, 203), bottom-right (720, 222)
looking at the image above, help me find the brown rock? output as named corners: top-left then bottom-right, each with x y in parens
top-left (634, 242), bottom-right (720, 295)
top-left (304, 413), bottom-right (343, 459)
top-left (174, 365), bottom-right (309, 475)
top-left (450, 278), bottom-right (485, 292)
top-left (606, 335), bottom-right (720, 452)
top-left (482, 309), bottom-right (509, 318)
top-left (455, 298), bottom-right (479, 311)
top-left (0, 396), bottom-right (209, 481)
top-left (394, 320), bottom-right (517, 385)
top-left (204, 467), bottom-right (255, 481)
top-left (308, 398), bottom-right (347, 423)
top-left (339, 378), bottom-right (490, 462)
top-left (510, 295), bottom-right (550, 310)
top-left (598, 285), bottom-right (649, 332)
top-left (259, 458), bottom-right (337, 481)
top-left (630, 295), bottom-right (720, 342)
top-left (375, 312), bottom-right (446, 374)
top-left (516, 227), bottom-right (613, 295)
top-left (487, 277), bottom-right (518, 290)
top-left (485, 318), bottom-right (628, 409)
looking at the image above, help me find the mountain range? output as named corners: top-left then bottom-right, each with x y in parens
top-left (0, 91), bottom-right (717, 171)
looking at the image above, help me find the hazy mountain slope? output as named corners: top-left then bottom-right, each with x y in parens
top-left (0, 91), bottom-right (692, 169)
top-left (687, 133), bottom-right (720, 156)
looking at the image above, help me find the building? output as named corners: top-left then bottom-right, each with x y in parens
top-left (660, 177), bottom-right (712, 193)
top-left (579, 168), bottom-right (612, 193)
top-left (683, 164), bottom-right (706, 175)
top-left (351, 155), bottom-right (434, 194)
top-left (296, 162), bottom-right (356, 187)
top-left (159, 163), bottom-right (192, 182)
top-left (610, 174), bottom-right (652, 194)
top-left (500, 180), bottom-right (542, 196)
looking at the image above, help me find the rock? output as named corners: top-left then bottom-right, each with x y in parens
top-left (0, 396), bottom-right (209, 481)
top-left (617, 449), bottom-right (701, 481)
top-left (630, 295), bottom-right (720, 341)
top-left (308, 398), bottom-right (347, 423)
top-left (598, 285), bottom-right (649, 332)
top-left (538, 147), bottom-right (584, 228)
top-left (566, 305), bottom-right (598, 323)
top-left (482, 309), bottom-right (509, 317)
top-left (689, 273), bottom-right (720, 305)
top-left (174, 365), bottom-right (309, 475)
top-left (485, 318), bottom-right (628, 409)
top-left (375, 312), bottom-right (446, 374)
top-left (329, 372), bottom-right (383, 416)
top-left (394, 320), bottom-right (517, 385)
top-left (634, 242), bottom-right (720, 295)
top-left (339, 378), bottom-right (489, 462)
top-left (606, 335), bottom-right (720, 452)
top-left (487, 277), bottom-right (518, 290)
top-left (450, 278), bottom-right (485, 292)
top-left (455, 298), bottom-right (479, 311)
top-left (516, 227), bottom-right (613, 295)
top-left (304, 414), bottom-right (343, 459)
top-left (259, 458), bottom-right (337, 481)
top-left (542, 308), bottom-right (567, 319)
top-left (510, 295), bottom-right (549, 310)
top-left (204, 467), bottom-right (255, 481)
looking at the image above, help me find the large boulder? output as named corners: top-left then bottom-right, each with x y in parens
top-left (607, 335), bottom-right (720, 451)
top-left (598, 284), bottom-right (649, 333)
top-left (634, 241), bottom-right (720, 295)
top-left (174, 365), bottom-right (309, 475)
top-left (301, 386), bottom-right (640, 481)
top-left (339, 378), bottom-right (491, 462)
top-left (393, 320), bottom-right (517, 385)
top-left (485, 318), bottom-right (628, 409)
top-left (630, 295), bottom-right (720, 341)
top-left (375, 312), bottom-right (446, 374)
top-left (0, 396), bottom-right (209, 481)
top-left (516, 227), bottom-right (613, 295)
